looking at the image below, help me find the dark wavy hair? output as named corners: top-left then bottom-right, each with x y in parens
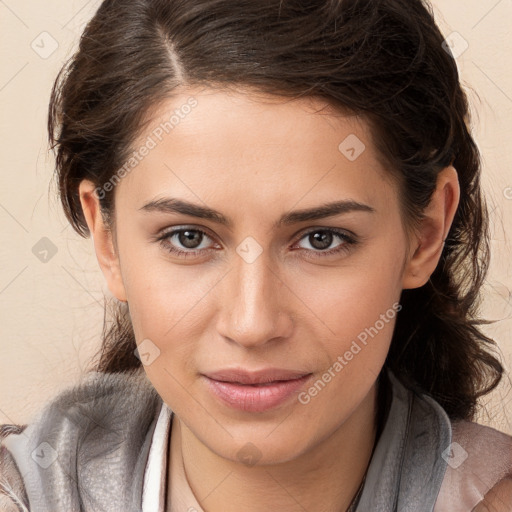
top-left (48, 0), bottom-right (505, 421)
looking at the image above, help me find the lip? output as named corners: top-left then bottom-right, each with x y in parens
top-left (201, 368), bottom-right (313, 412)
top-left (202, 368), bottom-right (311, 384)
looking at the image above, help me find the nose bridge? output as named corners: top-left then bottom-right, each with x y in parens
top-left (219, 246), bottom-right (289, 347)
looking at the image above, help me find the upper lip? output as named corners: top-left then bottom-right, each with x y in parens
top-left (203, 368), bottom-right (312, 385)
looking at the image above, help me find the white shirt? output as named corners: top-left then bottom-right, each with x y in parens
top-left (142, 402), bottom-right (172, 511)
top-left (141, 402), bottom-right (206, 512)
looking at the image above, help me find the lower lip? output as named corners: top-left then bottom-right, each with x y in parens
top-left (202, 374), bottom-right (313, 412)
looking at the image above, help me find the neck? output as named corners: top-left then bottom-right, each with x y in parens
top-left (169, 379), bottom-right (385, 512)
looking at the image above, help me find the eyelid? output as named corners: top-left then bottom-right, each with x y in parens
top-left (294, 225), bottom-right (357, 242)
top-left (155, 224), bottom-right (218, 242)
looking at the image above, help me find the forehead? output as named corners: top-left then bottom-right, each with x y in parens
top-left (116, 87), bottom-right (398, 217)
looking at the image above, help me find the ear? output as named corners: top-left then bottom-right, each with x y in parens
top-left (78, 180), bottom-right (127, 302)
top-left (402, 166), bottom-right (460, 290)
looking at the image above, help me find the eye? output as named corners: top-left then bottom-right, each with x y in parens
top-left (293, 228), bottom-right (357, 258)
top-left (155, 226), bottom-right (358, 260)
top-left (156, 227), bottom-right (218, 258)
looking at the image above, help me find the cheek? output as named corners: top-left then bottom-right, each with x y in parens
top-left (297, 273), bottom-right (401, 421)
top-left (305, 257), bottom-right (403, 335)
top-left (302, 249), bottom-right (404, 373)
top-left (122, 258), bottom-right (211, 391)
top-left (117, 232), bottom-right (214, 333)
top-left (127, 270), bottom-right (212, 341)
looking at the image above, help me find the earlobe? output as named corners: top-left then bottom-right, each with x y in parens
top-left (78, 180), bottom-right (128, 303)
top-left (402, 166), bottom-right (460, 290)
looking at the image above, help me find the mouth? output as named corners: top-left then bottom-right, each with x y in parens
top-left (201, 371), bottom-right (313, 412)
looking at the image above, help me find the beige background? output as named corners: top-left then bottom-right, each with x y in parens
top-left (1, 1), bottom-right (511, 434)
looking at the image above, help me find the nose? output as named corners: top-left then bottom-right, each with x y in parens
top-left (215, 249), bottom-right (293, 349)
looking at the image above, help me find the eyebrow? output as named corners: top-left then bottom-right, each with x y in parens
top-left (139, 197), bottom-right (376, 229)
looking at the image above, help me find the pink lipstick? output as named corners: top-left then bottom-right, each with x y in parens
top-left (202, 368), bottom-right (313, 412)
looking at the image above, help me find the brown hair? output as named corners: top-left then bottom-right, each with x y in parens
top-left (48, 0), bottom-right (505, 421)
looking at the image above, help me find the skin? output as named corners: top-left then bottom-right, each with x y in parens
top-left (473, 477), bottom-right (512, 511)
top-left (79, 87), bottom-right (460, 511)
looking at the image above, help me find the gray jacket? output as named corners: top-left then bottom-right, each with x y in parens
top-left (1, 368), bottom-right (511, 511)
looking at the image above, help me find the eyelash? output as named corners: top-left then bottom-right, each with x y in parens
top-left (155, 226), bottom-right (358, 260)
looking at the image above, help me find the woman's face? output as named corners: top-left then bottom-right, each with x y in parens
top-left (87, 87), bottom-right (420, 463)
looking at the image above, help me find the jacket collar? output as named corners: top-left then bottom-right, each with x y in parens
top-left (356, 367), bottom-right (452, 511)
top-left (4, 370), bottom-right (162, 511)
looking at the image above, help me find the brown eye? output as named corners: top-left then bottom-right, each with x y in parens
top-left (308, 231), bottom-right (335, 250)
top-left (294, 228), bottom-right (358, 258)
top-left (157, 227), bottom-right (217, 258)
top-left (177, 229), bottom-right (205, 249)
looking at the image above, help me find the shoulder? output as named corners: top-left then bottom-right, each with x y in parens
top-left (2, 369), bottom-right (160, 451)
top-left (0, 370), bottom-right (162, 510)
top-left (434, 419), bottom-right (512, 512)
top-left (0, 424), bottom-right (29, 511)
top-left (17, 369), bottom-right (159, 437)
